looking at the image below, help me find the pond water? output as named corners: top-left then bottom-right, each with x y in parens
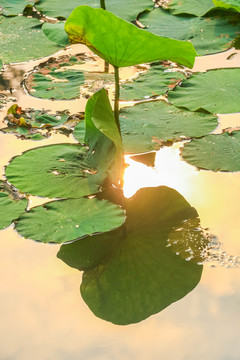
top-left (0, 44), bottom-right (240, 359)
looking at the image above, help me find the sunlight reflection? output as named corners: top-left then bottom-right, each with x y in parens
top-left (123, 144), bottom-right (199, 200)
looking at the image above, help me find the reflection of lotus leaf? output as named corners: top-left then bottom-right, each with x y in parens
top-left (15, 198), bottom-right (125, 244)
top-left (58, 186), bottom-right (204, 325)
top-left (168, 69), bottom-right (240, 114)
top-left (36, 0), bottom-right (154, 21)
top-left (0, 181), bottom-right (28, 230)
top-left (181, 131), bottom-right (240, 172)
top-left (139, 8), bottom-right (239, 55)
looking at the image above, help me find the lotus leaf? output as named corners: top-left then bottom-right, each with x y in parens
top-left (168, 68), bottom-right (240, 114)
top-left (181, 131), bottom-right (240, 172)
top-left (15, 198), bottom-right (125, 243)
top-left (213, 0), bottom-right (240, 12)
top-left (36, 0), bottom-right (154, 21)
top-left (139, 7), bottom-right (240, 55)
top-left (0, 181), bottom-right (28, 230)
top-left (120, 63), bottom-right (185, 101)
top-left (29, 69), bottom-right (85, 100)
top-left (42, 22), bottom-right (70, 46)
top-left (117, 101), bottom-right (217, 153)
top-left (58, 186), bottom-right (203, 325)
top-left (1, 126), bottom-right (48, 140)
top-left (65, 6), bottom-right (196, 68)
top-left (0, 0), bottom-right (36, 16)
top-left (0, 16), bottom-right (61, 64)
top-left (167, 0), bottom-right (214, 16)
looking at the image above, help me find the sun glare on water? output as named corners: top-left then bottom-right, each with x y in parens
top-left (123, 144), bottom-right (199, 201)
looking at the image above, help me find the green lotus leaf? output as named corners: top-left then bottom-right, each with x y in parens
top-left (0, 16), bottom-right (61, 64)
top-left (0, 0), bottom-right (36, 16)
top-left (181, 131), bottom-right (240, 172)
top-left (15, 197), bottom-right (125, 243)
top-left (0, 181), bottom-right (28, 230)
top-left (120, 63), bottom-right (186, 101)
top-left (139, 7), bottom-right (240, 55)
top-left (118, 101), bottom-right (218, 153)
top-left (213, 0), bottom-right (240, 12)
top-left (167, 0), bottom-right (214, 16)
top-left (5, 89), bottom-right (120, 198)
top-left (168, 68), bottom-right (240, 114)
top-left (29, 69), bottom-right (85, 100)
top-left (36, 0), bottom-right (154, 21)
top-left (42, 22), bottom-right (70, 46)
top-left (65, 6), bottom-right (197, 68)
top-left (58, 186), bottom-right (203, 325)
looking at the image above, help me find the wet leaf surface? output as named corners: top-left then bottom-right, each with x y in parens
top-left (167, 0), bottom-right (214, 16)
top-left (120, 62), bottom-right (186, 101)
top-left (0, 16), bottom-right (61, 64)
top-left (58, 186), bottom-right (203, 325)
top-left (65, 6), bottom-right (196, 68)
top-left (0, 180), bottom-right (28, 230)
top-left (118, 100), bottom-right (218, 153)
top-left (139, 8), bottom-right (240, 55)
top-left (168, 68), bottom-right (240, 113)
top-left (36, 0), bottom-right (154, 21)
top-left (15, 197), bottom-right (125, 243)
top-left (181, 131), bottom-right (240, 172)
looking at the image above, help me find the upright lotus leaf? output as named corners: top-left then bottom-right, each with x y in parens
top-left (139, 8), bottom-right (240, 55)
top-left (0, 16), bottom-right (61, 64)
top-left (5, 90), bottom-right (121, 198)
top-left (29, 69), bottom-right (85, 100)
top-left (36, 0), bottom-right (154, 21)
top-left (0, 181), bottom-right (28, 230)
top-left (120, 63), bottom-right (186, 101)
top-left (117, 101), bottom-right (218, 153)
top-left (65, 6), bottom-right (197, 68)
top-left (58, 186), bottom-right (203, 325)
top-left (167, 0), bottom-right (214, 16)
top-left (0, 0), bottom-right (36, 16)
top-left (42, 22), bottom-right (70, 46)
top-left (181, 131), bottom-right (240, 172)
top-left (213, 0), bottom-right (240, 11)
top-left (15, 198), bottom-right (125, 243)
top-left (168, 68), bottom-right (240, 114)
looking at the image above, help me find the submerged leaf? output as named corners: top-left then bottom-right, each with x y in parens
top-left (58, 186), bottom-right (203, 325)
top-left (65, 6), bottom-right (196, 68)
top-left (181, 131), bottom-right (240, 172)
top-left (15, 198), bottom-right (125, 243)
top-left (0, 16), bottom-right (61, 64)
top-left (0, 181), bottom-right (28, 230)
top-left (168, 68), bottom-right (240, 114)
top-left (139, 8), bottom-right (240, 55)
top-left (118, 101), bottom-right (218, 153)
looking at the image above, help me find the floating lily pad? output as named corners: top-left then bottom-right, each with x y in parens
top-left (181, 131), bottom-right (240, 172)
top-left (120, 63), bottom-right (186, 101)
top-left (0, 181), bottom-right (28, 230)
top-left (167, 0), bottom-right (214, 16)
top-left (15, 197), bottom-right (125, 243)
top-left (0, 0), bottom-right (36, 16)
top-left (0, 16), bottom-right (61, 64)
top-left (168, 68), bottom-right (240, 114)
top-left (139, 7), bottom-right (240, 55)
top-left (213, 0), bottom-right (240, 12)
top-left (65, 6), bottom-right (196, 68)
top-left (1, 126), bottom-right (48, 140)
top-left (117, 101), bottom-right (218, 153)
top-left (6, 89), bottom-right (120, 198)
top-left (58, 186), bottom-right (203, 325)
top-left (29, 69), bottom-right (85, 100)
top-left (36, 0), bottom-right (154, 21)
